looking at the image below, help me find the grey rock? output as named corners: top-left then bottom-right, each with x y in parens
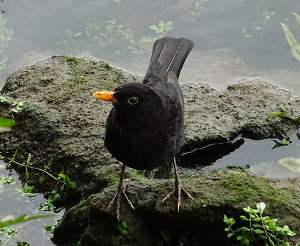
top-left (1, 56), bottom-right (299, 245)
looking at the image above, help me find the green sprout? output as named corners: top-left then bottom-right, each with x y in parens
top-left (0, 96), bottom-right (7, 103)
top-left (224, 202), bottom-right (297, 246)
top-left (11, 101), bottom-right (26, 113)
top-left (272, 138), bottom-right (291, 149)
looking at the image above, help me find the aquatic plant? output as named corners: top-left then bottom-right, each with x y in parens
top-left (224, 202), bottom-right (298, 246)
top-left (1, 151), bottom-right (77, 210)
top-left (190, 0), bottom-right (209, 19)
top-left (281, 13), bottom-right (300, 63)
top-left (56, 19), bottom-right (175, 59)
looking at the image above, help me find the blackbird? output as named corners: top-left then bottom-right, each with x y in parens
top-left (93, 37), bottom-right (194, 219)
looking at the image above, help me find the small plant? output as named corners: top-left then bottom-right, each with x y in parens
top-left (272, 137), bottom-right (291, 149)
top-left (57, 18), bottom-right (175, 58)
top-left (224, 202), bottom-right (297, 246)
top-left (16, 242), bottom-right (30, 246)
top-left (11, 100), bottom-right (26, 113)
top-left (1, 151), bottom-right (77, 210)
top-left (44, 224), bottom-right (55, 235)
top-left (0, 226), bottom-right (17, 245)
top-left (149, 21), bottom-right (174, 36)
top-left (190, 0), bottom-right (209, 18)
top-left (16, 183), bottom-right (36, 198)
top-left (0, 176), bottom-right (14, 185)
top-left (0, 96), bottom-right (7, 103)
top-left (281, 12), bottom-right (300, 63)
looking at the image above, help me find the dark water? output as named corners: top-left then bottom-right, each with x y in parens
top-left (1, 0), bottom-right (300, 93)
top-left (0, 161), bottom-right (62, 246)
top-left (181, 134), bottom-right (300, 178)
top-left (0, 0), bottom-right (300, 245)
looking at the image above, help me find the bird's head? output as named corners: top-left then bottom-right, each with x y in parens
top-left (93, 83), bottom-right (164, 126)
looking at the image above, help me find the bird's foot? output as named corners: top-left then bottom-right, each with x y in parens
top-left (107, 179), bottom-right (135, 220)
top-left (162, 182), bottom-right (194, 212)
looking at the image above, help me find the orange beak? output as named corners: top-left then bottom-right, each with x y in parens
top-left (93, 91), bottom-right (117, 103)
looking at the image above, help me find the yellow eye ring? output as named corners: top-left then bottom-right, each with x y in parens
top-left (127, 96), bottom-right (139, 105)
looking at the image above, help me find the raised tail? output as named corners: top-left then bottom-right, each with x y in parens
top-left (143, 37), bottom-right (193, 83)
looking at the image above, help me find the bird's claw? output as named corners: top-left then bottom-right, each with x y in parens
top-left (162, 183), bottom-right (194, 212)
top-left (107, 181), bottom-right (135, 221)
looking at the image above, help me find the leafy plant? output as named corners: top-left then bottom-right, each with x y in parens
top-left (1, 152), bottom-right (76, 210)
top-left (0, 96), bottom-right (7, 103)
top-left (57, 19), bottom-right (175, 58)
top-left (44, 224), bottom-right (55, 235)
top-left (16, 183), bottom-right (36, 198)
top-left (149, 21), bottom-right (173, 36)
top-left (0, 176), bottom-right (14, 185)
top-left (190, 0), bottom-right (209, 18)
top-left (281, 12), bottom-right (300, 63)
top-left (272, 138), bottom-right (291, 149)
top-left (11, 100), bottom-right (26, 113)
top-left (17, 242), bottom-right (30, 246)
top-left (224, 202), bottom-right (297, 246)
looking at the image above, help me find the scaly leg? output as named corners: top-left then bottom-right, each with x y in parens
top-left (163, 157), bottom-right (194, 212)
top-left (108, 164), bottom-right (135, 220)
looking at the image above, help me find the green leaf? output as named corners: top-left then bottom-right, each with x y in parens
top-left (17, 242), bottom-right (31, 246)
top-left (254, 229), bottom-right (264, 234)
top-left (0, 214), bottom-right (52, 229)
top-left (281, 23), bottom-right (300, 62)
top-left (240, 215), bottom-right (248, 221)
top-left (0, 95), bottom-right (7, 103)
top-left (0, 118), bottom-right (15, 128)
top-left (292, 12), bottom-right (300, 27)
top-left (240, 227), bottom-right (251, 232)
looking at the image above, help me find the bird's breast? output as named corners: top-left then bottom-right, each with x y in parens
top-left (104, 123), bottom-right (172, 170)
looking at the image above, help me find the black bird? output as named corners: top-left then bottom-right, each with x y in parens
top-left (93, 37), bottom-right (194, 219)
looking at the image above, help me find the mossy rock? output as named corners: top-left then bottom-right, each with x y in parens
top-left (1, 56), bottom-right (300, 245)
top-left (53, 169), bottom-right (300, 245)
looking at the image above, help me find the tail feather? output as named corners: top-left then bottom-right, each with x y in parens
top-left (144, 37), bottom-right (193, 83)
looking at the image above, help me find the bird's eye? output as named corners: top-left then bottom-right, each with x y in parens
top-left (127, 96), bottom-right (139, 105)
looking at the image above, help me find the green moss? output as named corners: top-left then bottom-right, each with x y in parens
top-left (129, 170), bottom-right (146, 181)
top-left (63, 56), bottom-right (123, 89)
top-left (221, 171), bottom-right (290, 207)
top-left (64, 56), bottom-right (85, 65)
top-left (66, 75), bottom-right (88, 87)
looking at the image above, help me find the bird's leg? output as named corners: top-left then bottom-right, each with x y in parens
top-left (108, 164), bottom-right (135, 220)
top-left (163, 157), bottom-right (194, 212)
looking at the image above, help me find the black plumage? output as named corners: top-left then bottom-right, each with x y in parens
top-left (93, 37), bottom-right (194, 218)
